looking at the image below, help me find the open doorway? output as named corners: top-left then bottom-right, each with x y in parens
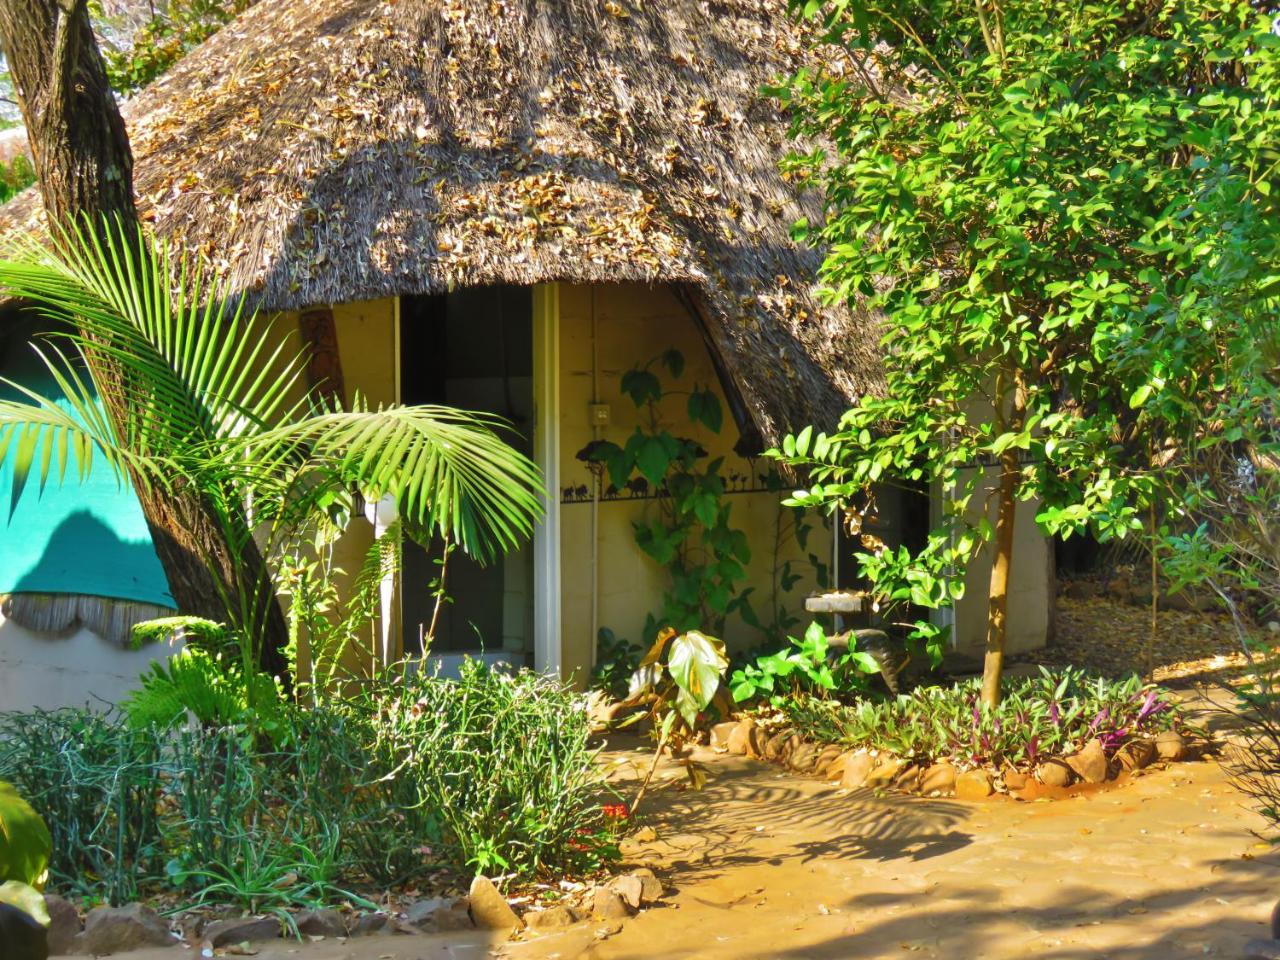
top-left (398, 287), bottom-right (535, 665)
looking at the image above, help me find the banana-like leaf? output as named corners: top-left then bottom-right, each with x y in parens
top-left (0, 781), bottom-right (50, 890)
top-left (667, 630), bottom-right (729, 728)
top-left (0, 881), bottom-right (50, 927)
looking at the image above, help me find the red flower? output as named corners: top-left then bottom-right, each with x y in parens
top-left (602, 803), bottom-right (630, 820)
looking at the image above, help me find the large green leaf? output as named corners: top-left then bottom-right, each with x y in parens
top-left (666, 630), bottom-right (729, 727)
top-left (0, 881), bottom-right (50, 927)
top-left (0, 782), bottom-right (50, 890)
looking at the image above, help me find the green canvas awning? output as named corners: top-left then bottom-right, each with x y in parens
top-left (0, 340), bottom-right (173, 608)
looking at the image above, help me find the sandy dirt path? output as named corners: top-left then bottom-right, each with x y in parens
top-left (118, 743), bottom-right (1280, 960)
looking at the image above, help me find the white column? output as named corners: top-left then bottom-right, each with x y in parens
top-left (532, 283), bottom-right (563, 677)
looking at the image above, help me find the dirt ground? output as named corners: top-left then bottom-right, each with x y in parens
top-left (120, 726), bottom-right (1280, 960)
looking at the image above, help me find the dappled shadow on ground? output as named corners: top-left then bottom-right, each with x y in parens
top-left (629, 748), bottom-right (971, 872)
top-left (544, 742), bottom-right (1280, 960)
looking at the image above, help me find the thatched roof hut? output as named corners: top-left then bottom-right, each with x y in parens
top-left (0, 0), bottom-right (882, 444)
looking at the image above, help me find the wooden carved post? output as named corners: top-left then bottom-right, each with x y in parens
top-left (298, 306), bottom-right (346, 410)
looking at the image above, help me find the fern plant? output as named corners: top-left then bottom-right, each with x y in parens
top-left (121, 648), bottom-right (284, 735)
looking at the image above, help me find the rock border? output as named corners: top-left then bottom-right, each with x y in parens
top-left (713, 716), bottom-right (1204, 800)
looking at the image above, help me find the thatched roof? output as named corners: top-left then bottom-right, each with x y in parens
top-left (0, 0), bottom-right (883, 443)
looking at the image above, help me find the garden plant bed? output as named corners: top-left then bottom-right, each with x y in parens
top-left (707, 666), bottom-right (1208, 802)
top-left (711, 713), bottom-right (1206, 802)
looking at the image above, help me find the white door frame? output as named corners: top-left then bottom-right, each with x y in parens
top-left (531, 283), bottom-right (563, 677)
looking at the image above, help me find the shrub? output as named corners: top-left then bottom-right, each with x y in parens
top-left (0, 709), bottom-right (165, 904)
top-left (730, 621), bottom-right (881, 705)
top-left (0, 660), bottom-right (612, 905)
top-left (781, 667), bottom-right (1179, 769)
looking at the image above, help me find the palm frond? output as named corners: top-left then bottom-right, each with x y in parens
top-left (242, 402), bottom-right (544, 563)
top-left (0, 344), bottom-right (174, 504)
top-left (0, 219), bottom-right (307, 452)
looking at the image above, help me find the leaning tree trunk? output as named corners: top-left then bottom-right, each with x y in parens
top-left (0, 0), bottom-right (288, 676)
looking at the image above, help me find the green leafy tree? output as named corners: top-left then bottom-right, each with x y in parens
top-left (0, 221), bottom-right (543, 699)
top-left (774, 0), bottom-right (1280, 704)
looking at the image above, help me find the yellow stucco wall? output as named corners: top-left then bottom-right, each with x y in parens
top-left (276, 287), bottom-right (1048, 681)
top-left (556, 283), bottom-right (832, 681)
top-left (268, 299), bottom-right (399, 679)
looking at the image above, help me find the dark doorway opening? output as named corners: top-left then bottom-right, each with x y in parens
top-left (398, 287), bottom-right (534, 661)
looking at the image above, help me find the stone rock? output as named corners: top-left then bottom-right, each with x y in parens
top-left (841, 752), bottom-right (875, 789)
top-left (1064, 580), bottom-right (1099, 601)
top-left (762, 730), bottom-right (791, 761)
top-left (725, 719), bottom-right (756, 756)
top-left (788, 741), bottom-right (820, 773)
top-left (469, 875), bottom-right (523, 932)
top-left (609, 875), bottom-right (645, 910)
top-left (1037, 759), bottom-right (1074, 787)
top-left (591, 887), bottom-right (632, 919)
top-left (352, 912), bottom-right (391, 936)
top-left (813, 745), bottom-right (843, 778)
top-left (920, 762), bottom-right (958, 795)
top-left (893, 763), bottom-right (921, 792)
top-left (82, 904), bottom-right (173, 954)
top-left (955, 769), bottom-right (993, 801)
top-left (292, 908), bottom-right (346, 939)
top-left (1003, 769), bottom-right (1029, 792)
top-left (44, 894), bottom-right (80, 955)
top-left (203, 916), bottom-right (281, 947)
top-left (1154, 730), bottom-right (1187, 762)
top-left (1066, 738), bottom-right (1110, 784)
top-left (629, 868), bottom-right (665, 904)
top-left (709, 721), bottom-right (738, 751)
top-left (1244, 938), bottom-right (1280, 960)
top-left (404, 898), bottom-right (472, 932)
top-left (1116, 739), bottom-right (1157, 773)
top-left (526, 906), bottom-right (575, 929)
top-left (776, 732), bottom-right (801, 764)
top-left (0, 903), bottom-right (47, 960)
top-left (865, 757), bottom-right (905, 788)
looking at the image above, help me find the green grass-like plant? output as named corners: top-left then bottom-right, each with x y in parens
top-left (0, 660), bottom-right (612, 906)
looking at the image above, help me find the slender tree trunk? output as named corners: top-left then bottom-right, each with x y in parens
top-left (0, 0), bottom-right (288, 676)
top-left (298, 306), bottom-right (346, 411)
top-left (981, 372), bottom-right (1027, 708)
top-left (981, 454), bottom-right (1018, 707)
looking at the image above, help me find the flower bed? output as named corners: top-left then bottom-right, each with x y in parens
top-left (713, 667), bottom-right (1201, 798)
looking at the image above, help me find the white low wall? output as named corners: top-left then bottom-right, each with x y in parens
top-left (0, 614), bottom-right (182, 712)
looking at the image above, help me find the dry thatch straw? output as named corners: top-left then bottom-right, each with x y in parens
top-left (0, 0), bottom-right (885, 444)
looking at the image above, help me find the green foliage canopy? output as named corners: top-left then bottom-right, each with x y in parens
top-left (774, 0), bottom-right (1280, 663)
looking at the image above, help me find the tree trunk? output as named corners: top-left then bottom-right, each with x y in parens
top-left (980, 454), bottom-right (1018, 707)
top-left (0, 0), bottom-right (288, 676)
top-left (980, 371), bottom-right (1027, 708)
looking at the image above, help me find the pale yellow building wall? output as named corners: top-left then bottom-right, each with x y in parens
top-left (556, 283), bottom-right (832, 682)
